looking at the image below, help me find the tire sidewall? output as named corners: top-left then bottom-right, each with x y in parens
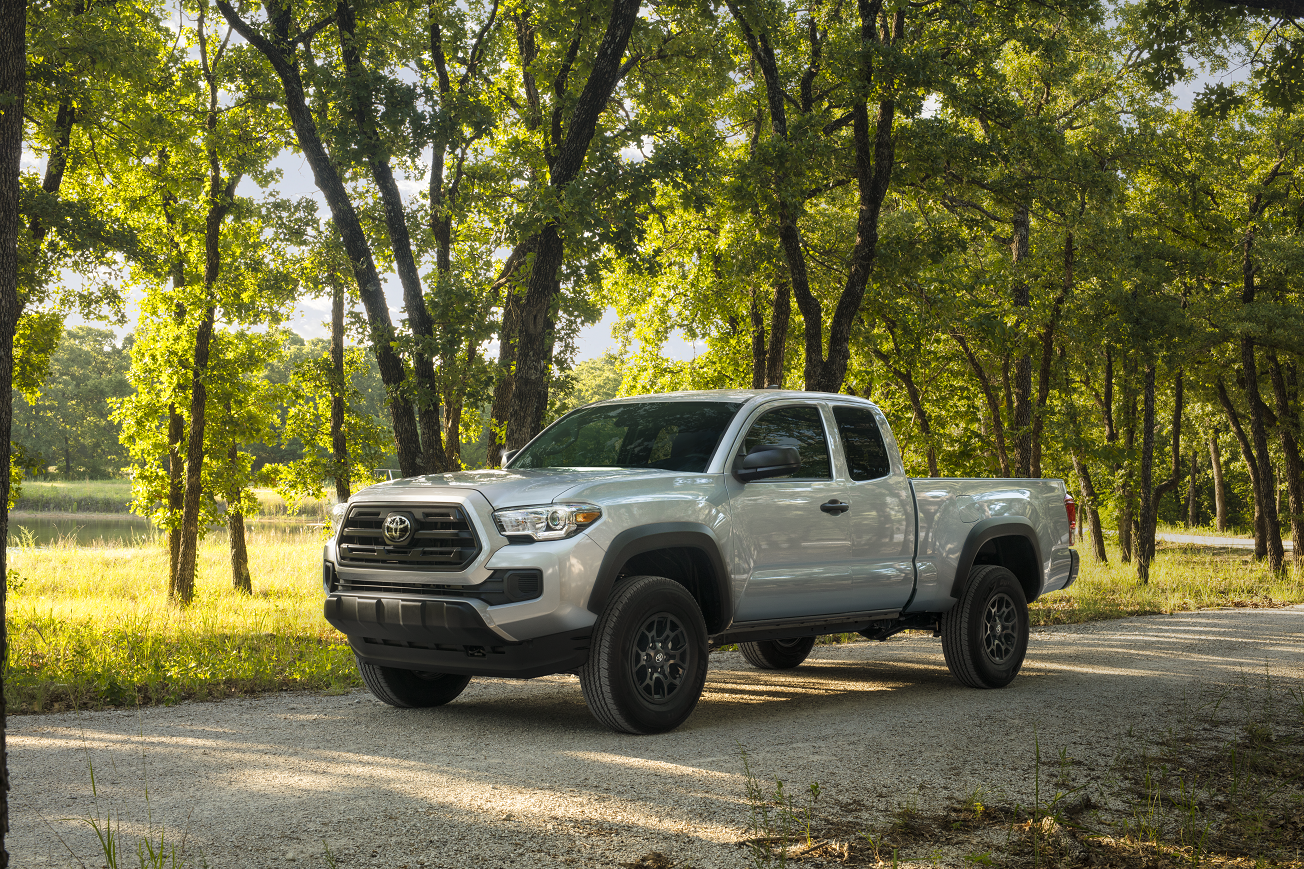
top-left (965, 568), bottom-right (1029, 687)
top-left (605, 579), bottom-right (709, 732)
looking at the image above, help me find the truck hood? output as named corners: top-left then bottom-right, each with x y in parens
top-left (356, 468), bottom-right (675, 509)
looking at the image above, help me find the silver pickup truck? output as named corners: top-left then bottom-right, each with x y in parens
top-left (323, 389), bottom-right (1078, 733)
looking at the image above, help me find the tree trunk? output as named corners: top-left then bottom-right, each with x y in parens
top-left (1186, 448), bottom-right (1199, 527)
top-left (228, 510), bottom-right (252, 593)
top-left (1072, 453), bottom-right (1108, 562)
top-left (487, 286), bottom-right (521, 467)
top-left (749, 285), bottom-right (766, 388)
top-left (216, 0), bottom-right (424, 476)
top-left (336, 0), bottom-right (447, 474)
top-left (0, 0), bottom-right (27, 854)
top-left (1116, 364), bottom-right (1139, 563)
top-left (952, 331), bottom-right (1010, 476)
top-left (167, 403), bottom-right (184, 591)
top-left (1216, 377), bottom-right (1266, 556)
top-left (765, 277), bottom-right (789, 387)
top-left (227, 445), bottom-right (252, 593)
top-left (1030, 232), bottom-right (1071, 478)
top-left (1137, 364), bottom-right (1157, 583)
top-left (1267, 353), bottom-right (1303, 566)
top-left (1241, 339), bottom-right (1285, 572)
top-left (504, 0), bottom-right (642, 449)
top-left (174, 305), bottom-right (214, 605)
top-left (1210, 431), bottom-right (1228, 532)
top-left (726, 0), bottom-right (900, 395)
top-left (1010, 205), bottom-right (1033, 478)
top-left (330, 275), bottom-right (350, 502)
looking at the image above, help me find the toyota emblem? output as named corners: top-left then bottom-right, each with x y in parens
top-left (382, 512), bottom-right (415, 545)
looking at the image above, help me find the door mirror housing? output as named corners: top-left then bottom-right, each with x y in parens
top-left (734, 444), bottom-right (801, 483)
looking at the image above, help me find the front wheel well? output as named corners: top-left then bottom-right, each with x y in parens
top-left (972, 535), bottom-right (1040, 603)
top-left (616, 547), bottom-right (725, 633)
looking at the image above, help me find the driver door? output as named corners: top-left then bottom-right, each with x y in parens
top-left (728, 403), bottom-right (853, 621)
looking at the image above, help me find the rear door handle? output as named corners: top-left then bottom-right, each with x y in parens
top-left (820, 499), bottom-right (850, 515)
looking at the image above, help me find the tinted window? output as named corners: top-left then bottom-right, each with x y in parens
top-left (739, 405), bottom-right (832, 480)
top-left (833, 405), bottom-right (892, 481)
top-left (511, 401), bottom-right (742, 472)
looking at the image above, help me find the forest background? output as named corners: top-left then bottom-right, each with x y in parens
top-left (1, 0), bottom-right (1303, 859)
top-left (10, 0), bottom-right (1304, 591)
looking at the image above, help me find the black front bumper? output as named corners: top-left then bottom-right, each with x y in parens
top-left (324, 594), bottom-right (592, 678)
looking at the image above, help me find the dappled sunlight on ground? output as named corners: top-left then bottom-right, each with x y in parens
top-left (11, 606), bottom-right (1302, 868)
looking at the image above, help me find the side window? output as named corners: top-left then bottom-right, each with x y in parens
top-left (739, 405), bottom-right (832, 480)
top-left (833, 406), bottom-right (892, 481)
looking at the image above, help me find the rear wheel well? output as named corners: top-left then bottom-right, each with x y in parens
top-left (972, 535), bottom-right (1040, 602)
top-left (617, 547), bottom-right (725, 633)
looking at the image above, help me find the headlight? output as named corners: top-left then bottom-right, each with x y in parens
top-left (329, 503), bottom-right (348, 536)
top-left (493, 503), bottom-right (602, 541)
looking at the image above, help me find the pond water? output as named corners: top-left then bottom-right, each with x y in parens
top-left (7, 513), bottom-right (324, 547)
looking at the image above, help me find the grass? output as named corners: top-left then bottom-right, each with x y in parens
top-left (4, 525), bottom-right (360, 713)
top-left (775, 670), bottom-right (1304, 868)
top-left (1029, 541), bottom-right (1304, 626)
top-left (5, 531), bottom-right (1302, 714)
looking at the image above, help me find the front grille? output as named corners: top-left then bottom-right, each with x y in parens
top-left (337, 503), bottom-right (481, 570)
top-left (337, 569), bottom-right (543, 605)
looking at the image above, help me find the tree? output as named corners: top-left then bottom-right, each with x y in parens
top-left (0, 0), bottom-right (24, 858)
top-left (11, 326), bottom-right (131, 477)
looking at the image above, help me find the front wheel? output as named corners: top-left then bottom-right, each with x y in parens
top-left (579, 575), bottom-right (710, 734)
top-left (740, 636), bottom-right (816, 670)
top-left (940, 565), bottom-right (1029, 688)
top-left (356, 657), bottom-right (473, 708)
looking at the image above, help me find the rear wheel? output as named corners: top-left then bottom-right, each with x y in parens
top-left (356, 658), bottom-right (472, 708)
top-left (940, 565), bottom-right (1029, 688)
top-left (740, 636), bottom-right (816, 670)
top-left (579, 575), bottom-right (709, 734)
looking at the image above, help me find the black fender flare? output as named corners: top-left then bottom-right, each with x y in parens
top-left (949, 516), bottom-right (1043, 602)
top-left (586, 522), bottom-right (731, 632)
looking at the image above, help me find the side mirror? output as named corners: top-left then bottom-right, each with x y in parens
top-left (733, 444), bottom-right (801, 483)
top-left (502, 449), bottom-right (518, 466)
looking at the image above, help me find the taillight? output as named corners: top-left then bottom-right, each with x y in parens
top-left (1064, 493), bottom-right (1077, 537)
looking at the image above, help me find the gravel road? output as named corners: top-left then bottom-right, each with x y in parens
top-left (12, 606), bottom-right (1304, 869)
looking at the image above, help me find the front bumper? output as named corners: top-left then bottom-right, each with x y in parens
top-left (325, 594), bottom-right (593, 678)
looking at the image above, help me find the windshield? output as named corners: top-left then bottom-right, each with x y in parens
top-left (510, 401), bottom-right (743, 472)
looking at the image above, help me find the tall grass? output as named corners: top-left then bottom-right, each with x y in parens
top-left (6, 530), bottom-right (1302, 713)
top-left (5, 525), bottom-right (359, 713)
top-left (1030, 541), bottom-right (1304, 625)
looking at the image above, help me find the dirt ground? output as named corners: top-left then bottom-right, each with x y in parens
top-left (10, 605), bottom-right (1303, 869)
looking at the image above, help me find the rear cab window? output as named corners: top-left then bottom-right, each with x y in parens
top-left (832, 405), bottom-right (892, 481)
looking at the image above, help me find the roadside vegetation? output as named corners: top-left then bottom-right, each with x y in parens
top-left (5, 526), bottom-right (359, 714)
top-left (737, 670), bottom-right (1304, 869)
top-left (6, 531), bottom-right (1300, 715)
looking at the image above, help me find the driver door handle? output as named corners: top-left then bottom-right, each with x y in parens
top-left (820, 499), bottom-right (850, 515)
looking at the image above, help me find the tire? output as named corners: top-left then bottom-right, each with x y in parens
top-left (940, 565), bottom-right (1029, 689)
top-left (356, 657), bottom-right (473, 708)
top-left (579, 575), bottom-right (710, 734)
top-left (740, 636), bottom-right (816, 670)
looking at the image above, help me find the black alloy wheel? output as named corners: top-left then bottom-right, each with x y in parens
top-left (939, 564), bottom-right (1029, 688)
top-left (631, 613), bottom-right (690, 703)
top-left (356, 657), bottom-right (473, 708)
top-left (579, 575), bottom-right (710, 734)
top-left (740, 635), bottom-right (816, 669)
top-left (982, 592), bottom-right (1020, 665)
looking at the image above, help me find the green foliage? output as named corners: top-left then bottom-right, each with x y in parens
top-left (273, 345), bottom-right (391, 504)
top-left (11, 326), bottom-right (132, 479)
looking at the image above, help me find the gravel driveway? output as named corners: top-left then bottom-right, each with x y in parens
top-left (12, 606), bottom-right (1304, 869)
